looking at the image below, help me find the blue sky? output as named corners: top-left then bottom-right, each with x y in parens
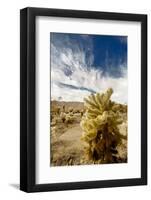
top-left (92, 35), bottom-right (127, 77)
top-left (50, 33), bottom-right (127, 103)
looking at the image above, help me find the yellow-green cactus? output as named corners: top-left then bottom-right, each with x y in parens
top-left (80, 88), bottom-right (127, 163)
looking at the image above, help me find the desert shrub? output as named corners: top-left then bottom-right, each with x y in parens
top-left (80, 88), bottom-right (127, 163)
top-left (51, 106), bottom-right (61, 116)
top-left (60, 112), bottom-right (66, 123)
top-left (73, 108), bottom-right (78, 114)
top-left (60, 111), bottom-right (75, 124)
top-left (65, 113), bottom-right (75, 124)
top-left (80, 109), bottom-right (85, 117)
top-left (62, 105), bottom-right (65, 112)
top-left (68, 107), bottom-right (73, 113)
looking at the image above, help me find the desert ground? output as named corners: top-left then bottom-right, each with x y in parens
top-left (50, 100), bottom-right (127, 166)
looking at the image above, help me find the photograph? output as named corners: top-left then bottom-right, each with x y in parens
top-left (20, 7), bottom-right (147, 192)
top-left (50, 32), bottom-right (128, 166)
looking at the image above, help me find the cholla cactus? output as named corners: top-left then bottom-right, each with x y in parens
top-left (60, 112), bottom-right (66, 123)
top-left (80, 88), bottom-right (127, 163)
top-left (60, 111), bottom-right (75, 124)
top-left (65, 112), bottom-right (75, 124)
top-left (68, 107), bottom-right (73, 113)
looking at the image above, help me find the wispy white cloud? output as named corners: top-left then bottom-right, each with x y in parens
top-left (51, 33), bottom-right (127, 104)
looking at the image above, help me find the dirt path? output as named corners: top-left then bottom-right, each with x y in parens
top-left (60, 124), bottom-right (83, 150)
top-left (51, 124), bottom-right (84, 166)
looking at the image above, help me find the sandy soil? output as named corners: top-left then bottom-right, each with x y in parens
top-left (51, 123), bottom-right (84, 166)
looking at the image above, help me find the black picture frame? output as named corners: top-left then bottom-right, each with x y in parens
top-left (20, 7), bottom-right (147, 192)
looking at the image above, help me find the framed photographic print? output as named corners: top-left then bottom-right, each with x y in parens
top-left (20, 7), bottom-right (147, 192)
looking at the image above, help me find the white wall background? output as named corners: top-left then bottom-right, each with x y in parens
top-left (0, 0), bottom-right (150, 199)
